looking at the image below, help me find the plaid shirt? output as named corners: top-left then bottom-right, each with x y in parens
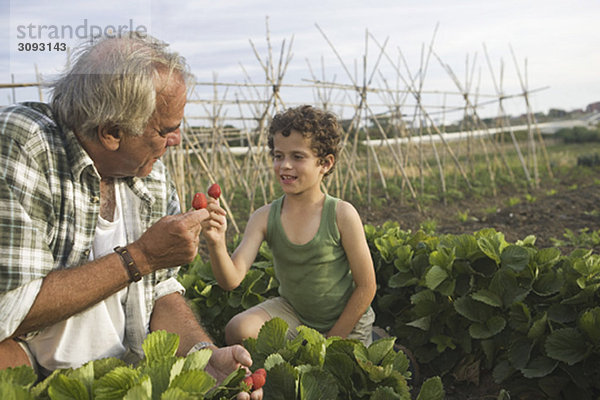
top-left (0, 102), bottom-right (184, 361)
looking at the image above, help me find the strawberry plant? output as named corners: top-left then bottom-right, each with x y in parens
top-left (242, 318), bottom-right (444, 400)
top-left (0, 330), bottom-right (251, 399)
top-left (177, 221), bottom-right (600, 397)
top-left (366, 223), bottom-right (600, 398)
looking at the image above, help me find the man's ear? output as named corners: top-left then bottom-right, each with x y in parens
top-left (97, 125), bottom-right (122, 151)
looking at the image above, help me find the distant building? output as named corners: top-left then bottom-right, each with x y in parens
top-left (586, 102), bottom-right (600, 113)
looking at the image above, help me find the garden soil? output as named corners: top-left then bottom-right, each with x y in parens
top-left (358, 178), bottom-right (600, 254)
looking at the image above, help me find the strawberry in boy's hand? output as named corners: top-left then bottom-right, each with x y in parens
top-left (192, 192), bottom-right (207, 210)
top-left (207, 183), bottom-right (221, 199)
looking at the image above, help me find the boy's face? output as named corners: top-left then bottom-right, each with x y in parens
top-left (272, 130), bottom-right (333, 194)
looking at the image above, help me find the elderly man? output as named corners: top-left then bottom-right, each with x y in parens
top-left (0, 32), bottom-right (261, 399)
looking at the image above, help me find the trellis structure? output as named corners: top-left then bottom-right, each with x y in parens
top-left (1, 21), bottom-right (550, 232)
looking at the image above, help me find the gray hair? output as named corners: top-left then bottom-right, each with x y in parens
top-left (50, 31), bottom-right (193, 140)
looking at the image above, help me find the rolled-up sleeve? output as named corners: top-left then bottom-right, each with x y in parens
top-left (0, 279), bottom-right (42, 340)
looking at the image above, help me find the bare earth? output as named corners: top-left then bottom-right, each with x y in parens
top-left (357, 175), bottom-right (600, 254)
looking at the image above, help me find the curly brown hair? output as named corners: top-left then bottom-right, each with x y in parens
top-left (267, 105), bottom-right (341, 177)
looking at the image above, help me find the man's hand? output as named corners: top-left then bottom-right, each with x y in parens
top-left (206, 345), bottom-right (263, 400)
top-left (130, 209), bottom-right (209, 272)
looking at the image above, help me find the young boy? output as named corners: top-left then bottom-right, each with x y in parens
top-left (201, 105), bottom-right (376, 346)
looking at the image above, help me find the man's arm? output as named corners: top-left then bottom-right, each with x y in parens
top-left (10, 210), bottom-right (208, 339)
top-left (149, 292), bottom-right (215, 356)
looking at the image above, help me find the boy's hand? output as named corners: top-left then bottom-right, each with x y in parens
top-left (200, 198), bottom-right (228, 245)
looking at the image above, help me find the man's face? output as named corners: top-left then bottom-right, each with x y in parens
top-left (110, 75), bottom-right (186, 178)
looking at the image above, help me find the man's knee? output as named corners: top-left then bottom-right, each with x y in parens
top-left (0, 338), bottom-right (33, 370)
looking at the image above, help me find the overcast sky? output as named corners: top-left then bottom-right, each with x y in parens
top-left (2, 0), bottom-right (599, 121)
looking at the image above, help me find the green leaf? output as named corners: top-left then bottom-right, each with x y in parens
top-left (508, 337), bottom-right (533, 370)
top-left (142, 331), bottom-right (179, 364)
top-left (406, 316), bottom-right (431, 331)
top-left (262, 361), bottom-right (297, 400)
top-left (521, 356), bottom-right (558, 378)
top-left (91, 358), bottom-right (127, 380)
top-left (48, 374), bottom-right (89, 400)
top-left (430, 335), bottom-right (456, 352)
top-left (411, 290), bottom-right (438, 317)
top-left (477, 230), bottom-right (507, 265)
top-left (93, 367), bottom-right (142, 400)
top-left (290, 325), bottom-right (327, 367)
top-left (532, 269), bottom-right (563, 296)
top-left (0, 365), bottom-right (37, 389)
top-left (527, 313), bottom-right (547, 339)
top-left (160, 387), bottom-right (196, 400)
top-left (264, 353), bottom-right (286, 370)
top-left (440, 234), bottom-right (480, 260)
top-left (123, 376), bottom-right (152, 400)
top-left (429, 247), bottom-right (455, 272)
top-left (389, 272), bottom-right (418, 288)
top-left (468, 316), bottom-right (506, 339)
top-left (534, 247), bottom-right (561, 267)
top-left (354, 343), bottom-right (394, 382)
top-left (324, 341), bottom-right (359, 393)
top-left (367, 337), bottom-right (396, 365)
top-left (416, 376), bottom-right (444, 400)
top-left (471, 289), bottom-right (503, 308)
top-left (501, 245), bottom-right (530, 272)
top-left (298, 369), bottom-right (338, 400)
top-left (0, 381), bottom-right (34, 400)
top-left (545, 328), bottom-right (590, 365)
top-left (547, 304), bottom-right (577, 323)
top-left (182, 349), bottom-right (212, 371)
top-left (139, 358), bottom-right (178, 399)
top-left (393, 245), bottom-right (414, 272)
top-left (425, 265), bottom-right (448, 291)
top-left (579, 307), bottom-right (600, 345)
top-left (168, 370), bottom-right (215, 395)
top-left (369, 385), bottom-right (404, 400)
top-left (256, 318), bottom-right (289, 355)
top-left (508, 302), bottom-right (531, 333)
top-left (492, 360), bottom-right (515, 383)
top-left (454, 296), bottom-right (494, 323)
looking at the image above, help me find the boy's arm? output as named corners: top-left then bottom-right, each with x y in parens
top-left (202, 202), bottom-right (270, 291)
top-left (326, 201), bottom-right (377, 339)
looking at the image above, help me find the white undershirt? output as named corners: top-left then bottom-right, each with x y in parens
top-left (27, 183), bottom-right (129, 374)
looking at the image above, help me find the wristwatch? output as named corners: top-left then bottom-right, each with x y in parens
top-left (187, 341), bottom-right (214, 356)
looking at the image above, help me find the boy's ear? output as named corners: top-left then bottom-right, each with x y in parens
top-left (97, 125), bottom-right (122, 151)
top-left (321, 154), bottom-right (335, 174)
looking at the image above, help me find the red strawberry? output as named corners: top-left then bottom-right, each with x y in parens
top-left (207, 183), bottom-right (221, 199)
top-left (192, 192), bottom-right (207, 210)
top-left (251, 369), bottom-right (266, 389)
top-left (242, 375), bottom-right (254, 390)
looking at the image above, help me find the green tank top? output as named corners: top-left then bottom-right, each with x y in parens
top-left (266, 194), bottom-right (354, 332)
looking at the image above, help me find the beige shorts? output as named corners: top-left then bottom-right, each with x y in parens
top-left (256, 297), bottom-right (375, 346)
